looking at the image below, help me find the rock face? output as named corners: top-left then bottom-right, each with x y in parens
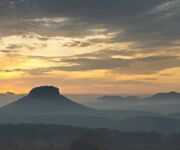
top-left (28, 86), bottom-right (60, 98)
top-left (1, 86), bottom-right (92, 116)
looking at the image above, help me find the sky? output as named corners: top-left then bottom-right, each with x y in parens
top-left (0, 0), bottom-right (180, 95)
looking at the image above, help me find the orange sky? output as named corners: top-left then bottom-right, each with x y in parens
top-left (0, 34), bottom-right (179, 94)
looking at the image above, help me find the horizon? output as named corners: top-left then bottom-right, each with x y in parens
top-left (0, 85), bottom-right (180, 97)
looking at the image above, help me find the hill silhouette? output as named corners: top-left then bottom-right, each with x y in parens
top-left (98, 91), bottom-right (180, 102)
top-left (148, 91), bottom-right (180, 101)
top-left (1, 86), bottom-right (92, 116)
top-left (95, 91), bottom-right (180, 113)
top-left (1, 86), bottom-right (180, 133)
top-left (28, 86), bottom-right (60, 98)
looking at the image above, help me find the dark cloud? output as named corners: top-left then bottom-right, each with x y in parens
top-left (63, 40), bottom-right (92, 47)
top-left (6, 44), bottom-right (23, 50)
top-left (0, 49), bottom-right (19, 54)
top-left (4, 43), bottom-right (47, 52)
top-left (0, 0), bottom-right (168, 19)
top-left (0, 0), bottom-right (179, 50)
top-left (6, 44), bottom-right (36, 51)
top-left (56, 55), bottom-right (180, 74)
top-left (64, 49), bottom-right (139, 59)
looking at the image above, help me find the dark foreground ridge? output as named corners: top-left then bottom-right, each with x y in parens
top-left (1, 124), bottom-right (180, 150)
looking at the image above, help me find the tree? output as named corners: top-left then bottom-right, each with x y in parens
top-left (69, 136), bottom-right (108, 150)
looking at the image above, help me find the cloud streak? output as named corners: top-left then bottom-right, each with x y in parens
top-left (1, 50), bottom-right (180, 75)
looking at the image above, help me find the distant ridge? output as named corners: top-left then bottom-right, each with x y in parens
top-left (98, 91), bottom-right (180, 102)
top-left (148, 91), bottom-right (180, 101)
top-left (95, 91), bottom-right (180, 113)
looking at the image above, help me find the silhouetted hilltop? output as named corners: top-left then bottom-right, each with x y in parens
top-left (148, 91), bottom-right (180, 101)
top-left (1, 86), bottom-right (92, 116)
top-left (28, 86), bottom-right (60, 98)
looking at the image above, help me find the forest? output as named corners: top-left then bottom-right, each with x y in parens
top-left (1, 124), bottom-right (180, 150)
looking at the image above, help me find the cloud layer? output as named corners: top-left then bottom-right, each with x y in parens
top-left (0, 0), bottom-right (179, 94)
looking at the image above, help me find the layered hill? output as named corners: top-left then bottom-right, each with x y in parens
top-left (147, 91), bottom-right (180, 101)
top-left (0, 86), bottom-right (180, 133)
top-left (98, 91), bottom-right (180, 102)
top-left (95, 91), bottom-right (180, 113)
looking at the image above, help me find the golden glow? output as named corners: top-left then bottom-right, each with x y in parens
top-left (0, 33), bottom-right (180, 94)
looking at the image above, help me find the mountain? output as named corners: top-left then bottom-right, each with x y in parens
top-left (1, 86), bottom-right (180, 132)
top-left (0, 86), bottom-right (92, 116)
top-left (0, 93), bottom-right (24, 107)
top-left (98, 91), bottom-right (180, 102)
top-left (93, 91), bottom-right (180, 113)
top-left (147, 91), bottom-right (180, 101)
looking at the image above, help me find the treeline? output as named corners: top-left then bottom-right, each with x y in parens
top-left (0, 124), bottom-right (180, 150)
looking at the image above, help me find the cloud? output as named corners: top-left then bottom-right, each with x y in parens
top-left (1, 49), bottom-right (179, 75)
top-left (63, 40), bottom-right (92, 47)
top-left (0, 49), bottom-right (19, 54)
top-left (0, 0), bottom-right (179, 50)
top-left (6, 44), bottom-right (23, 50)
top-left (5, 44), bottom-right (36, 50)
top-left (56, 54), bottom-right (180, 74)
